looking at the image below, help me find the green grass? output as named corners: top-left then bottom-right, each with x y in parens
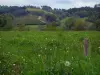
top-left (25, 25), bottom-right (46, 31)
top-left (26, 8), bottom-right (44, 12)
top-left (26, 8), bottom-right (53, 14)
top-left (0, 31), bottom-right (100, 75)
top-left (15, 15), bottom-right (45, 25)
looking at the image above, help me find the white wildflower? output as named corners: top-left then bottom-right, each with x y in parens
top-left (22, 57), bottom-right (24, 59)
top-left (38, 54), bottom-right (41, 57)
top-left (23, 59), bottom-right (25, 61)
top-left (55, 46), bottom-right (57, 48)
top-left (8, 52), bottom-right (10, 54)
top-left (45, 48), bottom-right (47, 50)
top-left (50, 49), bottom-right (52, 51)
top-left (88, 57), bottom-right (91, 60)
top-left (72, 68), bottom-right (74, 71)
top-left (64, 61), bottom-right (71, 67)
top-left (13, 64), bottom-right (16, 66)
top-left (21, 71), bottom-right (23, 74)
top-left (72, 57), bottom-right (74, 59)
top-left (52, 40), bottom-right (54, 42)
top-left (67, 51), bottom-right (69, 53)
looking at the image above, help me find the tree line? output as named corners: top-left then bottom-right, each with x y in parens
top-left (0, 4), bottom-right (100, 31)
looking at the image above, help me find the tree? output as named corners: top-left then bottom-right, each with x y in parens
top-left (62, 17), bottom-right (89, 31)
top-left (46, 22), bottom-right (58, 31)
top-left (74, 19), bottom-right (86, 30)
top-left (45, 13), bottom-right (57, 23)
top-left (63, 17), bottom-right (75, 30)
top-left (95, 19), bottom-right (100, 31)
top-left (42, 6), bottom-right (52, 12)
top-left (0, 15), bottom-right (6, 27)
top-left (0, 14), bottom-right (13, 30)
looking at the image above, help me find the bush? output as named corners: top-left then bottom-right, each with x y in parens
top-left (0, 14), bottom-right (13, 31)
top-left (45, 22), bottom-right (57, 31)
top-left (62, 17), bottom-right (92, 31)
top-left (14, 24), bottom-right (30, 31)
top-left (95, 19), bottom-right (100, 31)
top-left (74, 19), bottom-right (86, 31)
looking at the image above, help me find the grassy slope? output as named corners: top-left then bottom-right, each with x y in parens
top-left (0, 31), bottom-right (100, 74)
top-left (25, 25), bottom-right (46, 31)
top-left (15, 15), bottom-right (44, 25)
top-left (15, 8), bottom-right (54, 25)
top-left (26, 8), bottom-right (53, 14)
top-left (26, 8), bottom-right (44, 12)
top-left (15, 8), bottom-right (48, 25)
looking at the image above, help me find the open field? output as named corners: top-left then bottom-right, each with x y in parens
top-left (0, 31), bottom-right (100, 75)
top-left (25, 25), bottom-right (46, 31)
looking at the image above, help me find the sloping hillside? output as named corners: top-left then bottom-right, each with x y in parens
top-left (15, 15), bottom-right (46, 25)
top-left (14, 7), bottom-right (54, 25)
top-left (26, 7), bottom-right (53, 15)
top-left (26, 8), bottom-right (44, 12)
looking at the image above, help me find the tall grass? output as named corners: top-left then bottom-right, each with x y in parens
top-left (0, 31), bottom-right (100, 75)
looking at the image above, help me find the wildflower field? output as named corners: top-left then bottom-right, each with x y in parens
top-left (0, 31), bottom-right (100, 75)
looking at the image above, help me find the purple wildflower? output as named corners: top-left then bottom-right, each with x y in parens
top-left (84, 38), bottom-right (88, 56)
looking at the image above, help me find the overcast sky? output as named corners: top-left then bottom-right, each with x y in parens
top-left (0, 0), bottom-right (100, 9)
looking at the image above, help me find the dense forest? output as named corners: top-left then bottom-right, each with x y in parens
top-left (0, 3), bottom-right (100, 31)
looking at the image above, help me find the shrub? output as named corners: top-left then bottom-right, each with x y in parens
top-left (0, 14), bottom-right (13, 31)
top-left (95, 19), bottom-right (100, 31)
top-left (14, 24), bottom-right (30, 31)
top-left (45, 22), bottom-right (57, 31)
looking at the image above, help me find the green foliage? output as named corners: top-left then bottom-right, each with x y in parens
top-left (95, 19), bottom-right (100, 31)
top-left (74, 19), bottom-right (86, 30)
top-left (42, 6), bottom-right (52, 12)
top-left (0, 5), bottom-right (100, 21)
top-left (45, 22), bottom-right (61, 31)
top-left (15, 15), bottom-right (45, 25)
top-left (45, 13), bottom-right (57, 23)
top-left (64, 17), bottom-right (75, 30)
top-left (18, 24), bottom-right (26, 31)
top-left (61, 17), bottom-right (93, 31)
top-left (0, 5), bottom-right (100, 31)
top-left (14, 24), bottom-right (30, 31)
top-left (0, 14), bottom-right (13, 30)
top-left (0, 15), bottom-right (6, 27)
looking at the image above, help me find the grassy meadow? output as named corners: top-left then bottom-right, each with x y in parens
top-left (0, 31), bottom-right (100, 75)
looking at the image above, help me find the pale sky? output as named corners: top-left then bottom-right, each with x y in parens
top-left (0, 0), bottom-right (100, 9)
